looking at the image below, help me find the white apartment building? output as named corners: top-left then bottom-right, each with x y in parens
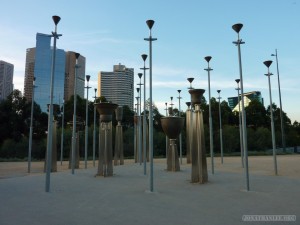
top-left (98, 64), bottom-right (134, 110)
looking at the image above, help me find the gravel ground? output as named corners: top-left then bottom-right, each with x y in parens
top-left (0, 155), bottom-right (299, 225)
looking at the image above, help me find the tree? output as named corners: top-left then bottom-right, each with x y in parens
top-left (269, 104), bottom-right (291, 131)
top-left (121, 105), bottom-right (134, 128)
top-left (145, 98), bottom-right (164, 132)
top-left (221, 125), bottom-right (240, 152)
top-left (0, 90), bottom-right (29, 142)
top-left (220, 100), bottom-right (235, 125)
top-left (63, 95), bottom-right (88, 126)
top-left (245, 99), bottom-right (268, 128)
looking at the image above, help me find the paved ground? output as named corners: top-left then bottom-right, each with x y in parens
top-left (0, 155), bottom-right (299, 225)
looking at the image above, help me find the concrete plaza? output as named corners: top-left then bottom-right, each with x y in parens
top-left (0, 155), bottom-right (299, 225)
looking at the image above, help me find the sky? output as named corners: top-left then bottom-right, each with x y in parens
top-left (1, 0), bottom-right (300, 123)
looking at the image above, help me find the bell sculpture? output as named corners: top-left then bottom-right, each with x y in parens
top-left (44, 120), bottom-right (58, 172)
top-left (161, 115), bottom-right (184, 172)
top-left (189, 89), bottom-right (208, 183)
top-left (114, 106), bottom-right (124, 165)
top-left (185, 102), bottom-right (193, 164)
top-left (95, 102), bottom-right (118, 177)
top-left (67, 118), bottom-right (84, 170)
top-left (134, 114), bottom-right (138, 163)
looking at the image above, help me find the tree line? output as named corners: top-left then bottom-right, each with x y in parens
top-left (0, 89), bottom-right (299, 160)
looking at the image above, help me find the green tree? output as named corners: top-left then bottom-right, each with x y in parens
top-left (222, 125), bottom-right (240, 153)
top-left (254, 127), bottom-right (272, 150)
top-left (121, 105), bottom-right (134, 128)
top-left (63, 95), bottom-right (89, 126)
top-left (0, 90), bottom-right (28, 142)
top-left (245, 99), bottom-right (268, 128)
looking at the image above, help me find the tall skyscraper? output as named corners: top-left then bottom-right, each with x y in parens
top-left (0, 60), bottom-right (14, 100)
top-left (228, 91), bottom-right (264, 111)
top-left (24, 48), bottom-right (35, 101)
top-left (23, 34), bottom-right (86, 111)
top-left (98, 64), bottom-right (134, 110)
top-left (33, 33), bottom-right (66, 112)
top-left (64, 51), bottom-right (86, 101)
top-left (24, 33), bottom-right (65, 111)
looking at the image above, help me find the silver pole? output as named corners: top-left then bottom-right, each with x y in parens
top-left (217, 90), bottom-right (223, 164)
top-left (134, 105), bottom-right (137, 162)
top-left (93, 88), bottom-right (97, 167)
top-left (144, 20), bottom-right (157, 192)
top-left (177, 90), bottom-right (182, 164)
top-left (60, 99), bottom-right (65, 165)
top-left (84, 75), bottom-right (91, 169)
top-left (28, 77), bottom-right (36, 173)
top-left (272, 49), bottom-right (286, 152)
top-left (46, 16), bottom-right (61, 192)
top-left (232, 23), bottom-right (249, 191)
top-left (141, 55), bottom-right (148, 175)
top-left (139, 85), bottom-right (142, 164)
top-left (165, 103), bottom-right (168, 161)
top-left (104, 123), bottom-right (108, 177)
top-left (27, 77), bottom-right (35, 173)
top-left (136, 94), bottom-right (141, 165)
top-left (71, 53), bottom-right (80, 175)
top-left (264, 61), bottom-right (278, 175)
top-left (235, 80), bottom-right (244, 168)
top-left (137, 75), bottom-right (143, 166)
top-left (204, 56), bottom-right (214, 174)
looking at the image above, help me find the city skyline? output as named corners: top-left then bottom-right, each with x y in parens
top-left (1, 0), bottom-right (299, 122)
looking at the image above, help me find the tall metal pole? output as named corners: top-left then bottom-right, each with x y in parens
top-left (144, 19), bottom-right (157, 192)
top-left (137, 74), bottom-right (143, 166)
top-left (165, 102), bottom-right (168, 160)
top-left (232, 23), bottom-right (249, 191)
top-left (217, 90), bottom-right (224, 164)
top-left (170, 96), bottom-right (174, 113)
top-left (235, 79), bottom-right (244, 168)
top-left (177, 90), bottom-right (182, 164)
top-left (45, 16), bottom-right (61, 193)
top-left (141, 54), bottom-right (148, 175)
top-left (60, 98), bottom-right (65, 165)
top-left (204, 56), bottom-right (214, 174)
top-left (134, 104), bottom-right (137, 162)
top-left (84, 75), bottom-right (91, 169)
top-left (271, 49), bottom-right (286, 152)
top-left (28, 77), bottom-right (36, 173)
top-left (45, 17), bottom-right (60, 189)
top-left (264, 60), bottom-right (278, 175)
top-left (93, 88), bottom-right (97, 167)
top-left (71, 52), bottom-right (80, 175)
top-left (136, 89), bottom-right (142, 165)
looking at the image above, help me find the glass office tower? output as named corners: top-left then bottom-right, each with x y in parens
top-left (34, 33), bottom-right (65, 112)
top-left (228, 91), bottom-right (264, 111)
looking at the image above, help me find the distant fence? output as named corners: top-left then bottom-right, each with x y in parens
top-left (267, 146), bottom-right (300, 154)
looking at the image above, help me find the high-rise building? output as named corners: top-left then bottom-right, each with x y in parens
top-left (23, 34), bottom-right (86, 111)
top-left (34, 33), bottom-right (65, 112)
top-left (228, 91), bottom-right (264, 111)
top-left (98, 64), bottom-right (134, 110)
top-left (0, 60), bottom-right (14, 100)
top-left (23, 33), bottom-right (65, 112)
top-left (24, 48), bottom-right (35, 101)
top-left (64, 51), bottom-right (86, 101)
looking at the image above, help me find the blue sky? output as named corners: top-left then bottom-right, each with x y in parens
top-left (1, 0), bottom-right (300, 122)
